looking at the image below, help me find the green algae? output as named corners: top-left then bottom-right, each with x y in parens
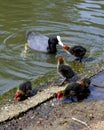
top-left (32, 69), bottom-right (57, 87)
top-left (0, 69), bottom-right (57, 105)
top-left (0, 87), bottom-right (17, 106)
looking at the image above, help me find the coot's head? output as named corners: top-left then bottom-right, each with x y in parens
top-left (47, 36), bottom-right (58, 53)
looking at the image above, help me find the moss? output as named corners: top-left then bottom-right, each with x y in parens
top-left (0, 69), bottom-right (57, 105)
top-left (32, 69), bottom-right (57, 86)
top-left (0, 87), bottom-right (17, 105)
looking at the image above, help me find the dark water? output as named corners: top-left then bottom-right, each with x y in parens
top-left (0, 0), bottom-right (104, 94)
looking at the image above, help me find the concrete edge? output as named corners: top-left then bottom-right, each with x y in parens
top-left (0, 86), bottom-right (65, 123)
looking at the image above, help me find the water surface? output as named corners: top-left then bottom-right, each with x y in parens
top-left (0, 0), bottom-right (104, 94)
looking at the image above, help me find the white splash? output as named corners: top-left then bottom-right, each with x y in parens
top-left (20, 43), bottom-right (28, 60)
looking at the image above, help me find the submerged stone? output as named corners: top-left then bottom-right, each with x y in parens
top-left (91, 71), bottom-right (104, 88)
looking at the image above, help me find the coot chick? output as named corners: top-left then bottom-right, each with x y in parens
top-left (57, 56), bottom-right (75, 86)
top-left (63, 44), bottom-right (87, 62)
top-left (56, 78), bottom-right (91, 102)
top-left (14, 81), bottom-right (33, 101)
top-left (57, 36), bottom-right (87, 62)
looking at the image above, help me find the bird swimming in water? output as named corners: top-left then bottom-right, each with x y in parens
top-left (14, 81), bottom-right (33, 101)
top-left (63, 44), bottom-right (87, 62)
top-left (26, 31), bottom-right (60, 54)
top-left (57, 36), bottom-right (87, 62)
top-left (56, 78), bottom-right (91, 102)
top-left (57, 56), bottom-right (75, 86)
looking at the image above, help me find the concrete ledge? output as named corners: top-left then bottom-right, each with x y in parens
top-left (0, 86), bottom-right (65, 123)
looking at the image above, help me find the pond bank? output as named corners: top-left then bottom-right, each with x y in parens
top-left (0, 63), bottom-right (104, 129)
top-left (0, 96), bottom-right (104, 130)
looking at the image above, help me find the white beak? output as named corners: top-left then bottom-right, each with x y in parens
top-left (57, 36), bottom-right (64, 47)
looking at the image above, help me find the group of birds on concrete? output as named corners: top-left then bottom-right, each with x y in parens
top-left (14, 31), bottom-right (91, 102)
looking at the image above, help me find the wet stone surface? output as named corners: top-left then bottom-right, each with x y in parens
top-left (91, 70), bottom-right (104, 87)
top-left (0, 99), bottom-right (104, 130)
top-left (0, 94), bottom-right (104, 129)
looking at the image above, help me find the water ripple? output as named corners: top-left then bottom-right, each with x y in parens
top-left (0, 0), bottom-right (104, 94)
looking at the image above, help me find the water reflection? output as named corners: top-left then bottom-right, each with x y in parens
top-left (0, 0), bottom-right (104, 94)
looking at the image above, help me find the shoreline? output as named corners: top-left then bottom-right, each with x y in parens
top-left (0, 62), bottom-right (104, 129)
